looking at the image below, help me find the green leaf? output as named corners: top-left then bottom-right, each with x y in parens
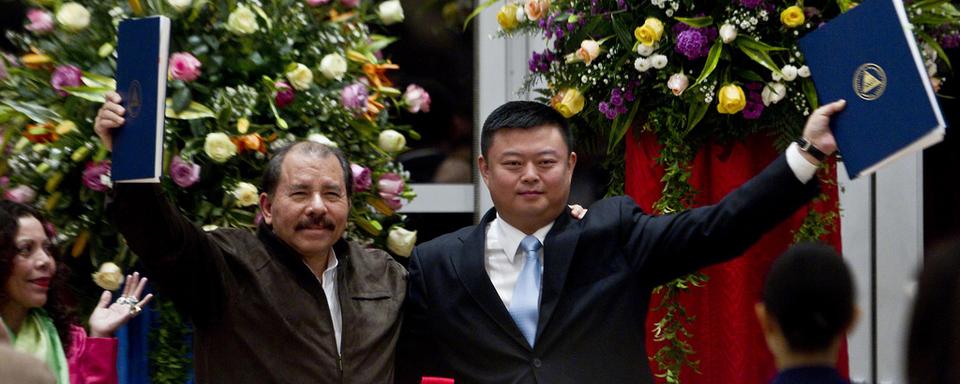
top-left (608, 100), bottom-right (641, 153)
top-left (463, 0), bottom-right (499, 31)
top-left (1, 100), bottom-right (61, 124)
top-left (251, 4), bottom-right (272, 30)
top-left (686, 101), bottom-right (709, 132)
top-left (736, 69), bottom-right (764, 82)
top-left (735, 39), bottom-right (782, 76)
top-left (733, 36), bottom-right (787, 52)
top-left (164, 99), bottom-right (215, 120)
top-left (674, 16), bottom-right (713, 28)
top-left (171, 87), bottom-right (193, 113)
top-left (693, 40), bottom-right (723, 86)
top-left (611, 15), bottom-right (634, 48)
top-left (366, 35), bottom-right (398, 53)
top-left (917, 31), bottom-right (952, 71)
top-left (802, 78), bottom-right (819, 110)
top-left (81, 71), bottom-right (117, 90)
top-left (61, 86), bottom-right (112, 102)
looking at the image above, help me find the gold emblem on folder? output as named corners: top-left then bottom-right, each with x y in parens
top-left (852, 63), bottom-right (886, 101)
top-left (127, 80), bottom-right (142, 118)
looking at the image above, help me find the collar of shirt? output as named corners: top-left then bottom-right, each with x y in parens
top-left (488, 214), bottom-right (553, 263)
top-left (302, 250), bottom-right (339, 283)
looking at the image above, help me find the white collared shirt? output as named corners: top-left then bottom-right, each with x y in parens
top-left (305, 251), bottom-right (342, 354)
top-left (485, 217), bottom-right (553, 308)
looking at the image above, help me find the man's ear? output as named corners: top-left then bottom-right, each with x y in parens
top-left (847, 305), bottom-right (862, 333)
top-left (567, 151), bottom-right (577, 170)
top-left (259, 192), bottom-right (273, 225)
top-left (478, 155), bottom-right (490, 186)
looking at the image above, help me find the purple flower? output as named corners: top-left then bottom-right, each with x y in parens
top-left (169, 156), bottom-right (201, 188)
top-left (939, 32), bottom-right (960, 49)
top-left (743, 100), bottom-right (763, 119)
top-left (274, 81), bottom-right (295, 109)
top-left (675, 29), bottom-right (710, 60)
top-left (377, 172), bottom-right (405, 210)
top-left (51, 65), bottom-right (82, 96)
top-left (341, 82), bottom-right (368, 113)
top-left (739, 0), bottom-right (764, 9)
top-left (82, 161), bottom-right (111, 192)
top-left (350, 163), bottom-right (372, 192)
top-left (25, 9), bottom-right (54, 34)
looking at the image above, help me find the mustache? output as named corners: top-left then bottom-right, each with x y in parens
top-left (295, 215), bottom-right (337, 231)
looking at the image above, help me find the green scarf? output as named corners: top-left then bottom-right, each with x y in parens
top-left (2, 309), bottom-right (70, 384)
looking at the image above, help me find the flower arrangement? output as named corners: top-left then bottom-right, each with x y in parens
top-left (478, 0), bottom-right (959, 381)
top-left (1, 0), bottom-right (426, 379)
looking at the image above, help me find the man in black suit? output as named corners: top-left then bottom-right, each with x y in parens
top-left (397, 99), bottom-right (846, 383)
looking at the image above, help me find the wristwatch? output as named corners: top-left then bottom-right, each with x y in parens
top-left (794, 137), bottom-right (827, 162)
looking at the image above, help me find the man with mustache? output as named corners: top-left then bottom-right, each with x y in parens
top-left (396, 99), bottom-right (846, 383)
top-left (95, 93), bottom-right (406, 383)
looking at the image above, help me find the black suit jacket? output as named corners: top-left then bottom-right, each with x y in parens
top-left (397, 155), bottom-right (819, 384)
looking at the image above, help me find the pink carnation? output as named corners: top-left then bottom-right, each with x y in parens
top-left (4, 185), bottom-right (37, 204)
top-left (350, 163), bottom-right (372, 192)
top-left (25, 9), bottom-right (54, 34)
top-left (82, 161), bottom-right (111, 192)
top-left (403, 84), bottom-right (431, 113)
top-left (51, 65), bottom-right (82, 96)
top-left (169, 52), bottom-right (202, 82)
top-left (377, 172), bottom-right (405, 210)
top-left (169, 156), bottom-right (201, 188)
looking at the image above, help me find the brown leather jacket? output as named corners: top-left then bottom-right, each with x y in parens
top-left (110, 184), bottom-right (406, 384)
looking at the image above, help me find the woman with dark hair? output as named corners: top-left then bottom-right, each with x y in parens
top-left (0, 200), bottom-right (152, 384)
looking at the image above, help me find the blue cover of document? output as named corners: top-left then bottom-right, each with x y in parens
top-left (798, 0), bottom-right (945, 179)
top-left (112, 16), bottom-right (170, 182)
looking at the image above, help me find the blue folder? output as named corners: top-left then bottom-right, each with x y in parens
top-left (112, 16), bottom-right (170, 183)
top-left (798, 0), bottom-right (945, 179)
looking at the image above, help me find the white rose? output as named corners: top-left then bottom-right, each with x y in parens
top-left (667, 73), bottom-right (689, 96)
top-left (319, 54), bottom-right (348, 81)
top-left (926, 62), bottom-right (938, 77)
top-left (514, 5), bottom-right (526, 22)
top-left (232, 182), bottom-right (259, 207)
top-left (797, 65), bottom-right (811, 78)
top-left (56, 2), bottom-right (91, 32)
top-left (780, 65), bottom-right (798, 81)
top-left (634, 57), bottom-right (650, 72)
top-left (92, 262), bottom-right (123, 291)
top-left (378, 129), bottom-right (406, 153)
top-left (285, 63), bottom-right (314, 91)
top-left (377, 0), bottom-right (405, 25)
top-left (167, 0), bottom-right (192, 12)
top-left (387, 226), bottom-right (417, 257)
top-left (307, 133), bottom-right (339, 147)
top-left (719, 24), bottom-right (737, 44)
top-left (650, 54), bottom-right (668, 69)
top-left (636, 43), bottom-right (656, 57)
top-left (204, 132), bottom-right (238, 163)
top-left (227, 4), bottom-right (259, 35)
top-left (761, 82), bottom-right (787, 106)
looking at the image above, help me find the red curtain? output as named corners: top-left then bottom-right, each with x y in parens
top-left (624, 130), bottom-right (846, 383)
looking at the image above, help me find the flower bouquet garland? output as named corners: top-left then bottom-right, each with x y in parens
top-left (1, 0), bottom-right (428, 380)
top-left (479, 0), bottom-right (959, 380)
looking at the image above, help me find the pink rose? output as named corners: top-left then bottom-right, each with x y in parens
top-left (306, 0), bottom-right (331, 5)
top-left (350, 163), bottom-right (372, 192)
top-left (274, 81), bottom-right (295, 109)
top-left (341, 0), bottom-right (360, 8)
top-left (50, 64), bottom-right (82, 96)
top-left (4, 185), bottom-right (37, 204)
top-left (377, 172), bottom-right (404, 210)
top-left (169, 52), bottom-right (202, 82)
top-left (169, 156), bottom-right (201, 188)
top-left (25, 9), bottom-right (54, 34)
top-left (82, 161), bottom-right (111, 192)
top-left (403, 84), bottom-right (431, 113)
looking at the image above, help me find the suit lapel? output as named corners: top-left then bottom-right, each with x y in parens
top-left (451, 208), bottom-right (531, 351)
top-left (536, 208), bottom-right (580, 341)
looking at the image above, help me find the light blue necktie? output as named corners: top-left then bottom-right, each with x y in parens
top-left (509, 235), bottom-right (543, 347)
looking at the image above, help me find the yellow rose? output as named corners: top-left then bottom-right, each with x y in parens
top-left (227, 4), bottom-right (259, 35)
top-left (285, 63), bottom-right (314, 91)
top-left (550, 88), bottom-right (585, 118)
top-left (56, 2), bottom-right (91, 32)
top-left (634, 17), bottom-right (664, 46)
top-left (92, 262), bottom-right (123, 291)
top-left (203, 132), bottom-right (237, 163)
top-left (497, 4), bottom-right (520, 31)
top-left (232, 182), bottom-right (259, 207)
top-left (780, 5), bottom-right (805, 28)
top-left (716, 84), bottom-right (747, 114)
top-left (387, 226), bottom-right (417, 257)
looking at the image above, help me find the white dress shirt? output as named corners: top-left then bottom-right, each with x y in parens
top-left (483, 144), bottom-right (816, 308)
top-left (305, 251), bottom-right (342, 354)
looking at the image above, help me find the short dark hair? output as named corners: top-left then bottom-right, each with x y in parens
top-left (261, 141), bottom-right (353, 198)
top-left (907, 240), bottom-right (960, 384)
top-left (480, 101), bottom-right (573, 158)
top-left (762, 242), bottom-right (855, 353)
